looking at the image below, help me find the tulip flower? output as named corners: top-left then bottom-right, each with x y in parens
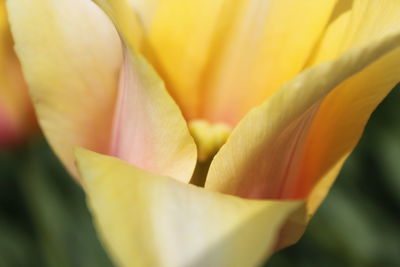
top-left (7, 0), bottom-right (400, 266)
top-left (0, 1), bottom-right (35, 146)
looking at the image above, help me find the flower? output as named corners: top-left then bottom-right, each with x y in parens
top-left (7, 0), bottom-right (400, 266)
top-left (0, 1), bottom-right (35, 147)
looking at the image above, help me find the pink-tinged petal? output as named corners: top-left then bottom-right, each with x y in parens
top-left (205, 28), bottom-right (400, 212)
top-left (7, 0), bottom-right (123, 179)
top-left (0, 1), bottom-right (35, 146)
top-left (95, 0), bottom-right (197, 183)
top-left (298, 0), bottom-right (400, 213)
top-left (110, 49), bottom-right (197, 183)
top-left (0, 103), bottom-right (19, 146)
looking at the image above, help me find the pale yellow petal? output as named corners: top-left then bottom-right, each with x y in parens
top-left (7, 0), bottom-right (122, 178)
top-left (310, 0), bottom-right (400, 64)
top-left (94, 0), bottom-right (144, 51)
top-left (76, 148), bottom-right (306, 267)
top-left (205, 29), bottom-right (400, 210)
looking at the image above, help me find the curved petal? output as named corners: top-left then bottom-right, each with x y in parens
top-left (7, 0), bottom-right (123, 178)
top-left (0, 2), bottom-right (33, 145)
top-left (96, 0), bottom-right (336, 122)
top-left (310, 0), bottom-right (400, 64)
top-left (76, 148), bottom-right (305, 267)
top-left (95, 1), bottom-right (197, 183)
top-left (94, 0), bottom-right (144, 51)
top-left (110, 49), bottom-right (197, 183)
top-left (299, 0), bottom-right (400, 213)
top-left (204, 28), bottom-right (400, 211)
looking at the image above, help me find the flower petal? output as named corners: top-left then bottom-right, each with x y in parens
top-left (310, 0), bottom-right (400, 64)
top-left (0, 104), bottom-right (19, 145)
top-left (201, 0), bottom-right (338, 124)
top-left (136, 0), bottom-right (235, 119)
top-left (95, 1), bottom-right (198, 183)
top-left (299, 0), bottom-right (400, 214)
top-left (110, 49), bottom-right (197, 183)
top-left (205, 28), bottom-right (400, 212)
top-left (94, 0), bottom-right (144, 51)
top-left (7, 0), bottom-right (123, 178)
top-left (96, 0), bottom-right (336, 122)
top-left (76, 148), bottom-right (305, 267)
top-left (0, 2), bottom-right (33, 145)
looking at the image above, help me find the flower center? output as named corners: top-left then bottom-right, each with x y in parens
top-left (188, 120), bottom-right (231, 187)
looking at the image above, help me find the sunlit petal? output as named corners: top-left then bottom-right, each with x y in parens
top-left (7, 0), bottom-right (122, 179)
top-left (205, 29), bottom-right (400, 212)
top-left (301, 0), bottom-right (400, 213)
top-left (76, 148), bottom-right (305, 267)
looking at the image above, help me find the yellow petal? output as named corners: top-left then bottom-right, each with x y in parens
top-left (201, 0), bottom-right (338, 124)
top-left (95, 0), bottom-right (336, 122)
top-left (7, 0), bottom-right (122, 178)
top-left (205, 28), bottom-right (400, 213)
top-left (0, 1), bottom-right (33, 144)
top-left (94, 1), bottom-right (198, 183)
top-left (300, 0), bottom-right (400, 213)
top-left (310, 0), bottom-right (400, 64)
top-left (137, 0), bottom-right (234, 119)
top-left (76, 148), bottom-right (306, 267)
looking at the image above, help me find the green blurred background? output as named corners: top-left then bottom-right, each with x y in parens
top-left (0, 85), bottom-right (399, 267)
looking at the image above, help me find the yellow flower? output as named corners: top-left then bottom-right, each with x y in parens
top-left (7, 0), bottom-right (400, 266)
top-left (0, 1), bottom-right (35, 146)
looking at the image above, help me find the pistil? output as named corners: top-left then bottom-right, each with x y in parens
top-left (188, 120), bottom-right (231, 186)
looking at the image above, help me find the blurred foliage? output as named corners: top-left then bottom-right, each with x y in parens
top-left (0, 85), bottom-right (399, 267)
top-left (0, 139), bottom-right (113, 267)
